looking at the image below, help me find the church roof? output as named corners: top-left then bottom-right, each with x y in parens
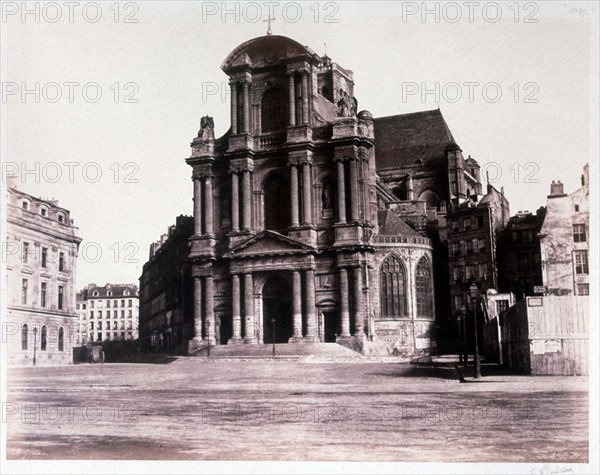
top-left (373, 108), bottom-right (455, 170)
top-left (221, 35), bottom-right (319, 72)
top-left (377, 210), bottom-right (420, 237)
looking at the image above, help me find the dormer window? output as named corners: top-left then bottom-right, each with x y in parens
top-left (124, 290), bottom-right (130, 296)
top-left (40, 207), bottom-right (47, 217)
top-left (92, 291), bottom-right (99, 296)
top-left (22, 201), bottom-right (29, 210)
top-left (57, 213), bottom-right (64, 223)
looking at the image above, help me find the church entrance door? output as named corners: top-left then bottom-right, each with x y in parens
top-left (262, 276), bottom-right (293, 344)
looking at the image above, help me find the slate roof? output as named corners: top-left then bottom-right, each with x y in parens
top-left (377, 210), bottom-right (420, 237)
top-left (373, 108), bottom-right (455, 170)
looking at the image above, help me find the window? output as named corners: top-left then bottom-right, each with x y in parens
top-left (40, 207), bottom-right (47, 217)
top-left (415, 257), bottom-right (433, 318)
top-left (114, 300), bottom-right (118, 308)
top-left (577, 284), bottom-right (589, 295)
top-left (452, 242), bottom-right (460, 256)
top-left (76, 303), bottom-right (80, 310)
top-left (477, 215), bottom-right (484, 228)
top-left (22, 242), bottom-right (29, 263)
top-left (90, 301), bottom-right (94, 308)
top-left (121, 332), bottom-right (126, 340)
top-left (261, 87), bottom-right (287, 133)
top-left (114, 311), bottom-right (118, 319)
top-left (59, 252), bottom-right (65, 272)
top-left (82, 304), bottom-right (86, 310)
top-left (496, 300), bottom-right (509, 315)
top-left (21, 324), bottom-right (28, 350)
top-left (128, 299), bottom-right (132, 307)
top-left (21, 279), bottom-right (28, 305)
top-left (93, 291), bottom-right (98, 296)
top-left (574, 251), bottom-right (588, 274)
top-left (573, 224), bottom-right (586, 243)
top-left (451, 181), bottom-right (458, 195)
top-left (41, 326), bottom-right (47, 351)
top-left (98, 322), bottom-right (102, 330)
top-left (466, 240), bottom-right (473, 255)
top-left (379, 255), bottom-right (407, 318)
top-left (98, 332), bottom-right (102, 342)
top-left (90, 311), bottom-right (94, 319)
top-left (121, 310), bottom-right (125, 318)
top-left (574, 204), bottom-right (579, 212)
top-left (479, 264), bottom-right (488, 281)
top-left (22, 201), bottom-right (29, 210)
top-left (472, 238), bottom-right (478, 253)
top-left (91, 322), bottom-right (94, 330)
top-left (41, 247), bottom-right (48, 268)
top-left (453, 267), bottom-right (461, 283)
top-left (57, 213), bottom-right (64, 223)
top-left (99, 311), bottom-right (103, 319)
top-left (479, 238), bottom-right (487, 252)
top-left (58, 327), bottom-right (64, 351)
top-left (454, 295), bottom-right (462, 311)
top-left (452, 221), bottom-right (459, 232)
top-left (58, 286), bottom-right (64, 310)
top-left (121, 300), bottom-right (125, 307)
top-left (40, 282), bottom-right (47, 307)
top-left (128, 310), bottom-right (132, 318)
top-left (107, 291), bottom-right (112, 296)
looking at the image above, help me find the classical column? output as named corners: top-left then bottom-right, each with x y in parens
top-left (193, 276), bottom-right (203, 339)
top-left (242, 170), bottom-right (252, 231)
top-left (204, 175), bottom-right (213, 235)
top-left (292, 270), bottom-right (302, 339)
top-left (231, 172), bottom-right (239, 232)
top-left (349, 159), bottom-right (359, 222)
top-left (302, 163), bottom-right (312, 225)
top-left (301, 72), bottom-right (309, 124)
top-left (205, 276), bottom-right (215, 343)
top-left (288, 72), bottom-right (296, 127)
top-left (290, 165), bottom-right (299, 227)
top-left (339, 268), bottom-right (350, 337)
top-left (230, 82), bottom-right (237, 134)
top-left (305, 269), bottom-right (316, 340)
top-left (336, 160), bottom-right (346, 224)
top-left (353, 266), bottom-right (364, 335)
top-left (242, 81), bottom-right (250, 133)
top-left (232, 274), bottom-right (241, 341)
top-left (243, 273), bottom-right (255, 341)
top-left (193, 177), bottom-right (202, 235)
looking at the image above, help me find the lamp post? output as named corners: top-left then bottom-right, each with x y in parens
top-left (469, 283), bottom-right (481, 379)
top-left (271, 318), bottom-right (276, 358)
top-left (206, 321), bottom-right (211, 358)
top-left (460, 305), bottom-right (468, 366)
top-left (33, 327), bottom-right (37, 366)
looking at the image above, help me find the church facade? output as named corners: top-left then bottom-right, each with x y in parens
top-left (185, 35), bottom-right (482, 356)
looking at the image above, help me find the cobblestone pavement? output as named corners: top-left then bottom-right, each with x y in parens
top-left (5, 360), bottom-right (589, 462)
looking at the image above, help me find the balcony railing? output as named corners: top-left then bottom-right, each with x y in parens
top-left (258, 132), bottom-right (285, 149)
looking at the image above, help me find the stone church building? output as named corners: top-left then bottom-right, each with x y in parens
top-left (185, 34), bottom-right (483, 356)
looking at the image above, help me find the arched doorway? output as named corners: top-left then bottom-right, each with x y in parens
top-left (262, 275), bottom-right (293, 344)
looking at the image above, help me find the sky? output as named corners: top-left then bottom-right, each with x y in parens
top-left (1, 1), bottom-right (597, 289)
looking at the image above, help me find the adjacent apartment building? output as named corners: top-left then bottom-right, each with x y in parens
top-left (539, 164), bottom-right (590, 296)
top-left (76, 283), bottom-right (140, 343)
top-left (5, 179), bottom-right (82, 365)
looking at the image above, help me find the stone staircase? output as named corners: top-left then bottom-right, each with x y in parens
top-left (194, 342), bottom-right (362, 360)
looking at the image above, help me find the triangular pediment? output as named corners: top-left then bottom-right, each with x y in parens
top-left (225, 231), bottom-right (314, 258)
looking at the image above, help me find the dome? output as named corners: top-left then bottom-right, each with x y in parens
top-left (221, 35), bottom-right (319, 72)
top-left (445, 142), bottom-right (462, 153)
top-left (358, 110), bottom-right (373, 120)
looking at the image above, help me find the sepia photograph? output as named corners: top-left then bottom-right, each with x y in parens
top-left (1, 1), bottom-right (598, 474)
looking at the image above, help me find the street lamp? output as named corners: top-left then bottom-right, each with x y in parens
top-left (469, 283), bottom-right (482, 379)
top-left (271, 318), bottom-right (276, 358)
top-left (33, 327), bottom-right (37, 366)
top-left (460, 305), bottom-right (468, 366)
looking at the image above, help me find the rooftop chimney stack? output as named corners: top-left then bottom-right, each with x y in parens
top-left (549, 180), bottom-right (565, 197)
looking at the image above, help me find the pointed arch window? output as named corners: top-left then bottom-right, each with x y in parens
top-left (416, 257), bottom-right (434, 318)
top-left (380, 255), bottom-right (407, 318)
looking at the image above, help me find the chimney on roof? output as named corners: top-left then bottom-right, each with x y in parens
top-left (549, 180), bottom-right (566, 197)
top-left (6, 175), bottom-right (18, 190)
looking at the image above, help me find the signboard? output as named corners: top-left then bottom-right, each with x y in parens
top-left (527, 297), bottom-right (544, 307)
top-left (533, 286), bottom-right (547, 295)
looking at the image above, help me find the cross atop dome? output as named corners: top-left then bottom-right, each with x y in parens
top-left (263, 13), bottom-right (275, 35)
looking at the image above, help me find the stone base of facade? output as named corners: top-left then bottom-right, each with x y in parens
top-left (288, 336), bottom-right (305, 344)
top-left (188, 337), bottom-right (210, 355)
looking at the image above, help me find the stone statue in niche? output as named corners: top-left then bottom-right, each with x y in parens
top-left (336, 90), bottom-right (357, 118)
top-left (322, 184), bottom-right (333, 210)
top-left (197, 116), bottom-right (215, 140)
